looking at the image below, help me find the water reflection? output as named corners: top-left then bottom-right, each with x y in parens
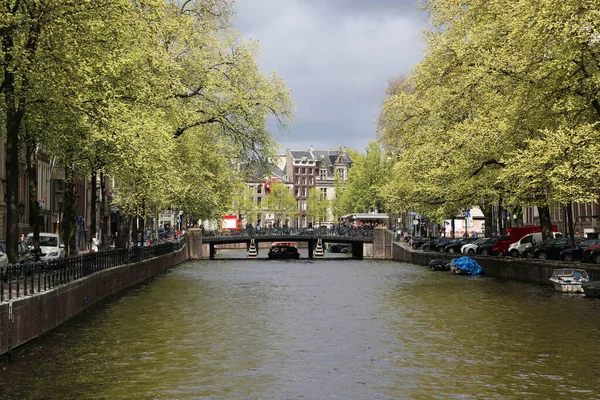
top-left (1, 256), bottom-right (599, 399)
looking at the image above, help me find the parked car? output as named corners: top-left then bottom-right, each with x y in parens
top-left (419, 237), bottom-right (443, 252)
top-left (461, 237), bottom-right (494, 255)
top-left (24, 233), bottom-right (65, 261)
top-left (442, 237), bottom-right (479, 254)
top-left (559, 239), bottom-right (600, 262)
top-left (582, 243), bottom-right (600, 264)
top-left (410, 236), bottom-right (431, 249)
top-left (493, 225), bottom-right (559, 256)
top-left (433, 238), bottom-right (454, 252)
top-left (528, 237), bottom-right (583, 260)
top-left (0, 241), bottom-right (33, 264)
top-left (507, 232), bottom-right (562, 258)
top-left (0, 240), bottom-right (34, 281)
top-left (474, 237), bottom-right (499, 256)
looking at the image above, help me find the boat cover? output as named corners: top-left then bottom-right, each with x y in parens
top-left (453, 256), bottom-right (483, 275)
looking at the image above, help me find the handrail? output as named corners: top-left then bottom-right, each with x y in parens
top-left (0, 238), bottom-right (187, 303)
top-left (202, 227), bottom-right (374, 242)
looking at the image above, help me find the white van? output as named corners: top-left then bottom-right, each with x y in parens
top-left (25, 233), bottom-right (65, 261)
top-left (508, 232), bottom-right (562, 257)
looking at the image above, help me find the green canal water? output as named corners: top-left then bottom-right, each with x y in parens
top-left (1, 249), bottom-right (599, 399)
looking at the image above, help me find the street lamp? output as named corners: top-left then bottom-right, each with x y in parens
top-left (18, 201), bottom-right (25, 220)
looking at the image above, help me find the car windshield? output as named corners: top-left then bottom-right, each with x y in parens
top-left (40, 236), bottom-right (58, 247)
top-left (579, 240), bottom-right (599, 248)
top-left (472, 238), bottom-right (488, 245)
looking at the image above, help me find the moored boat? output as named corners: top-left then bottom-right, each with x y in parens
top-left (268, 243), bottom-right (300, 260)
top-left (582, 280), bottom-right (600, 298)
top-left (549, 268), bottom-right (589, 293)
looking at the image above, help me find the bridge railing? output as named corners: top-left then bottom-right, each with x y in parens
top-left (202, 227), bottom-right (374, 241)
top-left (0, 238), bottom-right (187, 303)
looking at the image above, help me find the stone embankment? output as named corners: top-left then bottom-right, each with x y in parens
top-left (374, 228), bottom-right (600, 284)
top-left (1, 245), bottom-right (188, 358)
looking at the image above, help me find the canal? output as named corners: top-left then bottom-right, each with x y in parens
top-left (2, 249), bottom-right (600, 399)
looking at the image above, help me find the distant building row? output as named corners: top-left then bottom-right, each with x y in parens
top-left (243, 147), bottom-right (353, 228)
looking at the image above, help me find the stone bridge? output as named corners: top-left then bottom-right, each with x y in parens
top-left (188, 227), bottom-right (392, 259)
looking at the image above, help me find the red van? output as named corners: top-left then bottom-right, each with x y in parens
top-left (493, 225), bottom-right (558, 256)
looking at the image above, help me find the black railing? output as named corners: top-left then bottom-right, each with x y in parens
top-left (0, 239), bottom-right (186, 303)
top-left (202, 227), bottom-right (374, 242)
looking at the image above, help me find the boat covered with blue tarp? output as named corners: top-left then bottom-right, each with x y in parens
top-left (452, 256), bottom-right (483, 275)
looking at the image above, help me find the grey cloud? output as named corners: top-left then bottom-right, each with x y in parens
top-left (234, 0), bottom-right (427, 152)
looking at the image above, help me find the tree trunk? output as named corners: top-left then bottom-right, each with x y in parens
top-left (131, 214), bottom-right (139, 248)
top-left (4, 46), bottom-right (23, 264)
top-left (538, 205), bottom-right (553, 243)
top-left (61, 165), bottom-right (77, 256)
top-left (566, 202), bottom-right (575, 247)
top-left (451, 218), bottom-right (455, 238)
top-left (90, 169), bottom-right (97, 248)
top-left (497, 200), bottom-right (504, 235)
top-left (116, 214), bottom-right (129, 248)
top-left (480, 203), bottom-right (494, 238)
top-left (100, 172), bottom-right (108, 247)
top-left (26, 141), bottom-right (42, 259)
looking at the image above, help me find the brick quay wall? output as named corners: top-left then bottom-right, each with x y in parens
top-left (374, 228), bottom-right (600, 284)
top-left (0, 246), bottom-right (188, 357)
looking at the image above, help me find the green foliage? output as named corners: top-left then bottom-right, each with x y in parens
top-left (1, 0), bottom-right (294, 254)
top-left (337, 142), bottom-right (391, 215)
top-left (306, 187), bottom-right (329, 225)
top-left (263, 182), bottom-right (297, 226)
top-left (379, 0), bottom-right (600, 223)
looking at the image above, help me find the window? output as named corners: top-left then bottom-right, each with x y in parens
top-left (302, 200), bottom-right (306, 211)
top-left (295, 167), bottom-right (300, 174)
top-left (302, 177), bottom-right (306, 185)
top-left (302, 188), bottom-right (306, 197)
top-left (321, 188), bottom-right (327, 196)
top-left (308, 177), bottom-right (313, 185)
top-left (257, 197), bottom-right (262, 206)
top-left (295, 177), bottom-right (300, 184)
top-left (295, 188), bottom-right (299, 197)
top-left (302, 167), bottom-right (306, 174)
top-left (320, 169), bottom-right (326, 180)
top-left (257, 185), bottom-right (262, 194)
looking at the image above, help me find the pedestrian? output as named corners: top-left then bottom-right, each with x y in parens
top-left (20, 233), bottom-right (25, 242)
top-left (91, 234), bottom-right (99, 252)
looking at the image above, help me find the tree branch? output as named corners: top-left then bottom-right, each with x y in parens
top-left (471, 160), bottom-right (506, 177)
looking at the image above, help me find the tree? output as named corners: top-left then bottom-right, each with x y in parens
top-left (379, 0), bottom-right (600, 241)
top-left (306, 188), bottom-right (328, 227)
top-left (263, 182), bottom-right (297, 227)
top-left (338, 142), bottom-right (391, 214)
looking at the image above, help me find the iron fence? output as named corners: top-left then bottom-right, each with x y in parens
top-left (1, 239), bottom-right (186, 303)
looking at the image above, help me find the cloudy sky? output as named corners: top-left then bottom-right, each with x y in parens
top-left (233, 0), bottom-right (429, 154)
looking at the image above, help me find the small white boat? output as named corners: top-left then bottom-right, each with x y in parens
top-left (549, 268), bottom-right (589, 293)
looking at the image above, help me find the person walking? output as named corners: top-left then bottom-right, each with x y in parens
top-left (91, 234), bottom-right (99, 252)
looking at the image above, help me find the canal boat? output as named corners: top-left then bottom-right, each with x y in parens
top-left (549, 268), bottom-right (589, 293)
top-left (428, 259), bottom-right (451, 271)
top-left (582, 280), bottom-right (600, 298)
top-left (268, 243), bottom-right (300, 260)
top-left (450, 256), bottom-right (483, 275)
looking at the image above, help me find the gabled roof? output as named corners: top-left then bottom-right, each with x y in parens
top-left (288, 149), bottom-right (353, 168)
top-left (241, 162), bottom-right (286, 181)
